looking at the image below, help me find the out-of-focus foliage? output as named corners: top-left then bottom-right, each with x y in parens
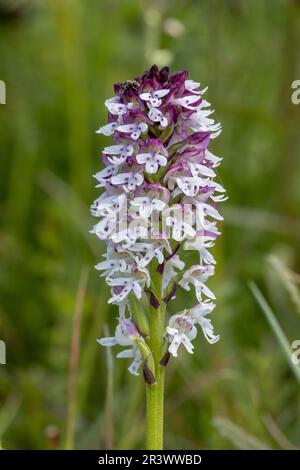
top-left (0, 0), bottom-right (300, 450)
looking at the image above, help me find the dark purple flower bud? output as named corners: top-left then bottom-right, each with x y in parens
top-left (186, 131), bottom-right (211, 148)
top-left (160, 350), bottom-right (171, 367)
top-left (163, 282), bottom-right (177, 304)
top-left (148, 64), bottom-right (159, 79)
top-left (159, 66), bottom-right (170, 84)
top-left (143, 360), bottom-right (157, 385)
top-left (156, 262), bottom-right (164, 274)
top-left (145, 289), bottom-right (160, 309)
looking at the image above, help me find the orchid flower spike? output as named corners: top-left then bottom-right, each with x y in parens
top-left (92, 65), bottom-right (225, 379)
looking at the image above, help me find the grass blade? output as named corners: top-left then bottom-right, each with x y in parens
top-left (249, 281), bottom-right (300, 385)
top-left (101, 325), bottom-right (114, 450)
top-left (65, 267), bottom-right (89, 450)
top-left (267, 255), bottom-right (300, 317)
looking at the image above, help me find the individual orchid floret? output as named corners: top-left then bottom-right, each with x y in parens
top-left (130, 197), bottom-right (166, 218)
top-left (105, 97), bottom-right (128, 116)
top-left (161, 254), bottom-right (184, 293)
top-left (140, 88), bottom-right (169, 108)
top-left (179, 265), bottom-right (216, 301)
top-left (95, 258), bottom-right (127, 277)
top-left (117, 121), bottom-right (148, 140)
top-left (165, 205), bottom-right (196, 242)
top-left (106, 271), bottom-right (149, 304)
top-left (184, 80), bottom-right (208, 95)
top-left (184, 235), bottom-right (218, 265)
top-left (171, 94), bottom-right (200, 110)
top-left (93, 165), bottom-right (116, 188)
top-left (136, 139), bottom-right (168, 174)
top-left (189, 303), bottom-right (220, 344)
top-left (111, 171), bottom-right (144, 192)
top-left (148, 107), bottom-right (168, 128)
top-left (96, 121), bottom-right (118, 136)
top-left (166, 313), bottom-right (197, 357)
top-left (98, 318), bottom-right (143, 375)
top-left (103, 144), bottom-right (134, 165)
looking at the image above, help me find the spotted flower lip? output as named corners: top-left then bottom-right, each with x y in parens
top-left (117, 122), bottom-right (148, 140)
top-left (135, 138), bottom-right (169, 174)
top-left (93, 65), bottom-right (225, 375)
top-left (136, 152), bottom-right (167, 174)
top-left (139, 88), bottom-right (170, 108)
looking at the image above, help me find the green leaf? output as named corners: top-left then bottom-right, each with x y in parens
top-left (249, 281), bottom-right (300, 385)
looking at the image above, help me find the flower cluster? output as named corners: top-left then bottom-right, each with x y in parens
top-left (92, 65), bottom-right (226, 377)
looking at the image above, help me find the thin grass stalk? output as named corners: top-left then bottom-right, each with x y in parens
top-left (102, 325), bottom-right (114, 450)
top-left (65, 267), bottom-right (89, 450)
top-left (249, 281), bottom-right (300, 385)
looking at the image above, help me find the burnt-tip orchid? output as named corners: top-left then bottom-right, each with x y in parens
top-left (91, 65), bottom-right (226, 449)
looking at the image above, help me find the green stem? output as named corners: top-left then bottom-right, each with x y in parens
top-left (146, 303), bottom-right (166, 450)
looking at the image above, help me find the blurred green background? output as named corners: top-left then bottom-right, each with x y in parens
top-left (0, 0), bottom-right (300, 450)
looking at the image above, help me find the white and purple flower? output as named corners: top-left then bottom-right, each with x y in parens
top-left (98, 318), bottom-right (143, 375)
top-left (92, 65), bottom-right (225, 376)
